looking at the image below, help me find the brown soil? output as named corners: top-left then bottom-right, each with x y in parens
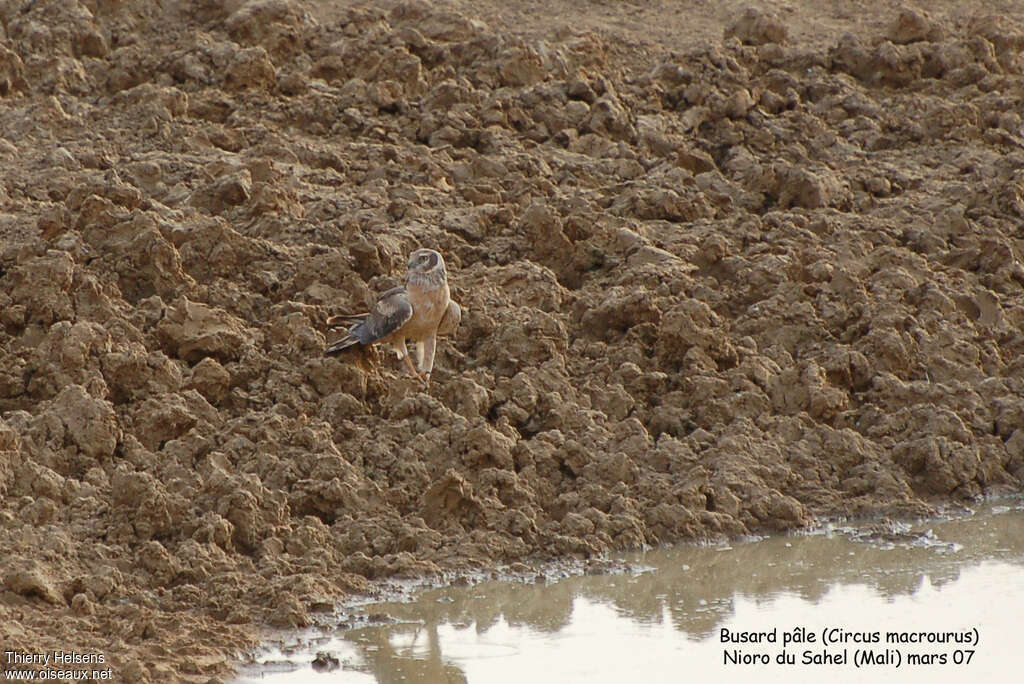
top-left (2, 0), bottom-right (1024, 680)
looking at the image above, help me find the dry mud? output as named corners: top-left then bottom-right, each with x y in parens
top-left (2, 0), bottom-right (1024, 680)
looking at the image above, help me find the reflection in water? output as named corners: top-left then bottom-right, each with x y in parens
top-left (236, 503), bottom-right (1024, 683)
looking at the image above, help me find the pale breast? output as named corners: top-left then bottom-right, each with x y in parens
top-left (401, 282), bottom-right (450, 339)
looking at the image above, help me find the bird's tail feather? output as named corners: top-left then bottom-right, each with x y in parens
top-left (327, 313), bottom-right (368, 328)
top-left (325, 333), bottom-right (360, 355)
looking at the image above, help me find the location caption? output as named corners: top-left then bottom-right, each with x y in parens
top-left (720, 626), bottom-right (980, 668)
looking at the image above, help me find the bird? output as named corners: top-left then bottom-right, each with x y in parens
top-left (325, 248), bottom-right (461, 385)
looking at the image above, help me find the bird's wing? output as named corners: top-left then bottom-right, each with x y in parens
top-left (352, 286), bottom-right (414, 344)
top-left (437, 300), bottom-right (462, 337)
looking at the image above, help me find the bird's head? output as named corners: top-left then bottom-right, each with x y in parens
top-left (407, 248), bottom-right (445, 275)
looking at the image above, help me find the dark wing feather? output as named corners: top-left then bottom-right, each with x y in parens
top-left (325, 287), bottom-right (413, 355)
top-left (352, 286), bottom-right (413, 344)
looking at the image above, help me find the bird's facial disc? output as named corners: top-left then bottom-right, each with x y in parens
top-left (408, 249), bottom-right (440, 271)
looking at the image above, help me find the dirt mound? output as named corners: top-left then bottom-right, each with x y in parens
top-left (2, 0), bottom-right (1024, 679)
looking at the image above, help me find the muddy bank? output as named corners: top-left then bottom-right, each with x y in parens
top-left (236, 501), bottom-right (1024, 683)
top-left (2, 0), bottom-right (1024, 680)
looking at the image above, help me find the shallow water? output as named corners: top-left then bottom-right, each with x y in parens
top-left (235, 501), bottom-right (1024, 683)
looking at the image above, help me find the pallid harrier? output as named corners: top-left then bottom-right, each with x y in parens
top-left (325, 248), bottom-right (461, 385)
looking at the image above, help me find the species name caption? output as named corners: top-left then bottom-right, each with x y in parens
top-left (720, 627), bottom-right (981, 668)
top-left (4, 651), bottom-right (111, 680)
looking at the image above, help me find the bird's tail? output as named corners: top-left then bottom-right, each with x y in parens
top-left (325, 313), bottom-right (369, 355)
top-left (325, 332), bottom-right (361, 355)
top-left (327, 313), bottom-right (367, 328)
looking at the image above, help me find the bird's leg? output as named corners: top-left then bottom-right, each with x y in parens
top-left (420, 335), bottom-right (437, 385)
top-left (402, 353), bottom-right (429, 386)
top-left (413, 340), bottom-right (425, 372)
top-left (396, 338), bottom-right (428, 386)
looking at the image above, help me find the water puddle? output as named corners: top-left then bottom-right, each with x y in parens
top-left (235, 501), bottom-right (1024, 683)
